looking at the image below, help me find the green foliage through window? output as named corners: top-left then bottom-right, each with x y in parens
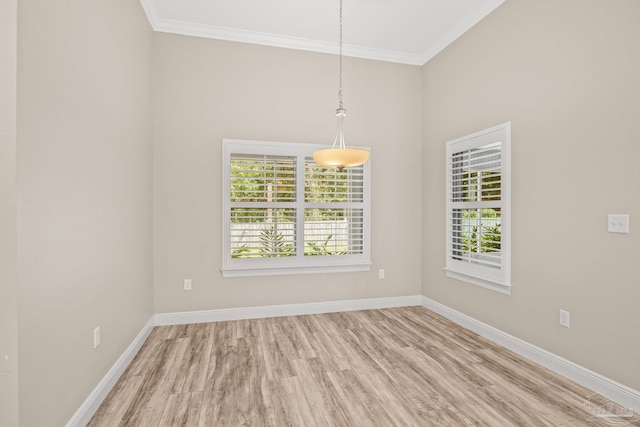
top-left (458, 209), bottom-right (501, 254)
top-left (229, 153), bottom-right (365, 259)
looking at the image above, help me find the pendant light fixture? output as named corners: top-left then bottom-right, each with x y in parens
top-left (313, 0), bottom-right (370, 170)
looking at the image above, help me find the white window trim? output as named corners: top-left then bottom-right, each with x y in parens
top-left (221, 139), bottom-right (371, 278)
top-left (444, 122), bottom-right (512, 295)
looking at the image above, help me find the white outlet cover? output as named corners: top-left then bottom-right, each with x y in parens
top-left (608, 214), bottom-right (629, 234)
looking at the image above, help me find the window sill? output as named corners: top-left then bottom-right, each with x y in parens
top-left (222, 263), bottom-right (372, 278)
top-left (444, 268), bottom-right (511, 295)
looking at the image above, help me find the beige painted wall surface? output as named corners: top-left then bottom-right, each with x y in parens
top-left (153, 34), bottom-right (422, 313)
top-left (17, 0), bottom-right (153, 425)
top-left (422, 0), bottom-right (640, 391)
top-left (0, 0), bottom-right (19, 424)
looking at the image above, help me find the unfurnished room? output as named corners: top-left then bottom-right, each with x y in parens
top-left (1, 0), bottom-right (639, 426)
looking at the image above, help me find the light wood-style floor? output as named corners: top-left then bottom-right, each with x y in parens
top-left (88, 306), bottom-right (636, 426)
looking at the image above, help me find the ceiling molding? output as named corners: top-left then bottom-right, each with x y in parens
top-left (139, 0), bottom-right (160, 31)
top-left (140, 0), bottom-right (505, 66)
top-left (150, 18), bottom-right (425, 65)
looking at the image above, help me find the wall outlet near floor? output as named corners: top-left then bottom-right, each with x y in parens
top-left (608, 214), bottom-right (629, 233)
top-left (184, 279), bottom-right (192, 291)
top-left (378, 269), bottom-right (385, 279)
top-left (559, 310), bottom-right (570, 328)
top-left (93, 326), bottom-right (101, 349)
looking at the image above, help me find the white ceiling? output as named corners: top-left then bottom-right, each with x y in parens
top-left (140, 0), bottom-right (506, 65)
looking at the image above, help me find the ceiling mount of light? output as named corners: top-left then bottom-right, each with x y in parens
top-left (313, 0), bottom-right (370, 171)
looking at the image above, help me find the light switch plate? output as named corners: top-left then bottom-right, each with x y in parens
top-left (559, 310), bottom-right (570, 328)
top-left (608, 214), bottom-right (629, 234)
top-left (93, 326), bottom-right (101, 349)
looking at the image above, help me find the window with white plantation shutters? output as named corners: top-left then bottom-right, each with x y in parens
top-left (445, 122), bottom-right (511, 294)
top-left (222, 140), bottom-right (371, 277)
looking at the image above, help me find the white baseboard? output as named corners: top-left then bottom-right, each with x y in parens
top-left (154, 295), bottom-right (422, 326)
top-left (421, 296), bottom-right (640, 411)
top-left (65, 318), bottom-right (155, 427)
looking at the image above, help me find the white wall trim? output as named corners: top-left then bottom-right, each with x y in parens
top-left (155, 295), bottom-right (422, 326)
top-left (137, 0), bottom-right (423, 65)
top-left (421, 296), bottom-right (640, 411)
top-left (149, 18), bottom-right (424, 65)
top-left (138, 0), bottom-right (160, 30)
top-left (65, 318), bottom-right (155, 427)
top-left (138, 0), bottom-right (505, 66)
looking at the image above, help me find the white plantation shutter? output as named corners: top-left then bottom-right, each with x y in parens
top-left (445, 123), bottom-right (511, 294)
top-left (222, 140), bottom-right (371, 277)
top-left (304, 159), bottom-right (365, 256)
top-left (229, 154), bottom-right (297, 258)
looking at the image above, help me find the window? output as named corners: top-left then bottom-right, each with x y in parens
top-left (445, 122), bottom-right (511, 294)
top-left (222, 139), bottom-right (371, 277)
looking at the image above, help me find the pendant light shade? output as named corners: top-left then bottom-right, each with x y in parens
top-left (313, 107), bottom-right (369, 169)
top-left (313, 147), bottom-right (370, 169)
top-left (312, 0), bottom-right (369, 170)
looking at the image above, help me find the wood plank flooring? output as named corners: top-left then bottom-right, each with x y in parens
top-left (88, 306), bottom-right (637, 426)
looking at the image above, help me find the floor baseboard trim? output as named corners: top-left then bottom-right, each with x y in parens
top-left (65, 317), bottom-right (155, 427)
top-left (154, 295), bottom-right (422, 326)
top-left (421, 296), bottom-right (640, 411)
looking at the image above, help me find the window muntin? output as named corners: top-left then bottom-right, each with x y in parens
top-left (445, 123), bottom-right (511, 294)
top-left (222, 140), bottom-right (371, 277)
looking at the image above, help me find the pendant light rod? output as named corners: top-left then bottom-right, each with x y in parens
top-left (338, 0), bottom-right (343, 111)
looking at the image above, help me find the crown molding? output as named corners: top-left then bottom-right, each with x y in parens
top-left (140, 0), bottom-right (505, 66)
top-left (151, 18), bottom-right (425, 65)
top-left (139, 0), bottom-right (159, 31)
top-left (139, 0), bottom-right (422, 65)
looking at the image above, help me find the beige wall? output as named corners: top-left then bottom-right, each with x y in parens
top-left (153, 34), bottom-right (422, 313)
top-left (422, 0), bottom-right (640, 391)
top-left (0, 0), bottom-right (19, 424)
top-left (16, 0), bottom-right (153, 425)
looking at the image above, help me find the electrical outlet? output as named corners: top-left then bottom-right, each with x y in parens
top-left (608, 214), bottom-right (629, 233)
top-left (93, 326), bottom-right (101, 349)
top-left (379, 269), bottom-right (385, 279)
top-left (559, 310), bottom-right (570, 328)
top-left (184, 279), bottom-right (192, 291)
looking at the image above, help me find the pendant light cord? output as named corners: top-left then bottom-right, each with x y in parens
top-left (338, 0), bottom-right (344, 110)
